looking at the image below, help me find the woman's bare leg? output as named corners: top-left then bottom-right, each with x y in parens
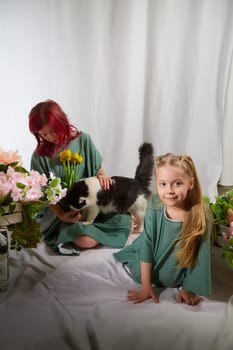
top-left (73, 235), bottom-right (100, 249)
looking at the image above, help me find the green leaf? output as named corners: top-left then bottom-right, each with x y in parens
top-left (49, 177), bottom-right (59, 187)
top-left (16, 182), bottom-right (27, 190)
top-left (228, 236), bottom-right (233, 247)
top-left (209, 191), bottom-right (233, 226)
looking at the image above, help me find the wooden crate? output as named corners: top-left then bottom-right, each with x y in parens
top-left (0, 204), bottom-right (22, 226)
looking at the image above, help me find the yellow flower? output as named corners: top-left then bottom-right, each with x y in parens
top-left (59, 149), bottom-right (83, 189)
top-left (59, 149), bottom-right (71, 162)
top-left (71, 153), bottom-right (83, 164)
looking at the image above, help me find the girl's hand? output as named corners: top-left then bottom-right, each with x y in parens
top-left (176, 289), bottom-right (203, 306)
top-left (59, 209), bottom-right (82, 224)
top-left (127, 288), bottom-right (159, 304)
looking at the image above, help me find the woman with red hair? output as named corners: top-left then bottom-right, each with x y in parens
top-left (29, 99), bottom-right (131, 255)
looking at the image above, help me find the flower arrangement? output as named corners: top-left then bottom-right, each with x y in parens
top-left (59, 149), bottom-right (83, 189)
top-left (0, 148), bottom-right (67, 250)
top-left (209, 189), bottom-right (233, 227)
top-left (208, 189), bottom-right (233, 268)
top-left (0, 147), bottom-right (22, 215)
top-left (221, 222), bottom-right (233, 269)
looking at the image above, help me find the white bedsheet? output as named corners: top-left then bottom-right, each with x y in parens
top-left (1, 235), bottom-right (233, 350)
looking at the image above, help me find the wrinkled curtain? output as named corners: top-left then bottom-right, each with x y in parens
top-left (0, 0), bottom-right (232, 199)
top-left (221, 50), bottom-right (233, 186)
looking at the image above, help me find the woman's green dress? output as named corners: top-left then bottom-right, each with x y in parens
top-left (31, 132), bottom-right (131, 254)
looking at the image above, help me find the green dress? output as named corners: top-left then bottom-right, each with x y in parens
top-left (114, 194), bottom-right (212, 296)
top-left (31, 132), bottom-right (131, 253)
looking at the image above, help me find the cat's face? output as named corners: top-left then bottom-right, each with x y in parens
top-left (66, 180), bottom-right (89, 210)
top-left (70, 198), bottom-right (87, 210)
top-left (66, 177), bottom-right (101, 210)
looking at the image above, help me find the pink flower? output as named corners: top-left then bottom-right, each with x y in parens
top-left (230, 221), bottom-right (233, 233)
top-left (0, 165), bottom-right (66, 205)
top-left (0, 148), bottom-right (21, 165)
top-left (222, 232), bottom-right (229, 244)
top-left (0, 172), bottom-right (12, 198)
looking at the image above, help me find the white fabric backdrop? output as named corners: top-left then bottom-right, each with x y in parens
top-left (221, 50), bottom-right (233, 185)
top-left (0, 0), bottom-right (233, 199)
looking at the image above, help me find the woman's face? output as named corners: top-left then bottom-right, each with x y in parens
top-left (38, 124), bottom-right (58, 143)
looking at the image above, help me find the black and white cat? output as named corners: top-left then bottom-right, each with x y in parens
top-left (65, 142), bottom-right (154, 232)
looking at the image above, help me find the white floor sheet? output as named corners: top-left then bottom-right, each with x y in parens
top-left (1, 235), bottom-right (233, 350)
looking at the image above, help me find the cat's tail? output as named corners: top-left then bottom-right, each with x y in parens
top-left (134, 142), bottom-right (155, 193)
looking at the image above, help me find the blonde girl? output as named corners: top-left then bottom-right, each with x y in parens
top-left (114, 153), bottom-right (214, 306)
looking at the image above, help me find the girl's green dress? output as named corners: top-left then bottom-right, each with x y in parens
top-left (31, 132), bottom-right (131, 254)
top-left (114, 195), bottom-right (212, 296)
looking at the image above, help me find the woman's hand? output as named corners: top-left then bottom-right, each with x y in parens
top-left (176, 289), bottom-right (203, 306)
top-left (97, 174), bottom-right (112, 190)
top-left (50, 204), bottom-right (82, 223)
top-left (59, 209), bottom-right (82, 224)
top-left (127, 288), bottom-right (159, 304)
top-left (96, 167), bottom-right (112, 190)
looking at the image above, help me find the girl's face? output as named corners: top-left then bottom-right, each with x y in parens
top-left (156, 165), bottom-right (194, 209)
top-left (38, 124), bottom-right (58, 143)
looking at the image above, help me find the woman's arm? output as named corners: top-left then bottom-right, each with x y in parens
top-left (127, 262), bottom-right (159, 304)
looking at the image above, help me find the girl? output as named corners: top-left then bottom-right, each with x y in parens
top-left (114, 153), bottom-right (213, 306)
top-left (29, 99), bottom-right (132, 254)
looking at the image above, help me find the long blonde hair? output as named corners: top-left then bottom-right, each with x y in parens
top-left (155, 153), bottom-right (208, 268)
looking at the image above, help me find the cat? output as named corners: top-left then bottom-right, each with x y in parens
top-left (65, 142), bottom-right (154, 232)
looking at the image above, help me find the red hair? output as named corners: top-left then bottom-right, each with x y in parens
top-left (29, 100), bottom-right (81, 157)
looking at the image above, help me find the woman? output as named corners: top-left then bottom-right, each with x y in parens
top-left (29, 99), bottom-right (131, 254)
